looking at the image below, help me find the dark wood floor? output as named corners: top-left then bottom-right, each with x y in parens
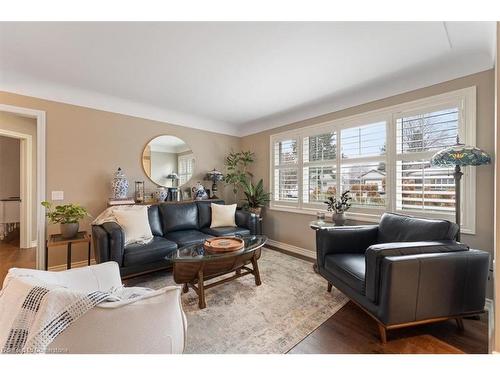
top-left (288, 301), bottom-right (488, 354)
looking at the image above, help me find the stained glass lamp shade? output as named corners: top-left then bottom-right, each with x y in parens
top-left (205, 169), bottom-right (224, 199)
top-left (430, 138), bottom-right (491, 241)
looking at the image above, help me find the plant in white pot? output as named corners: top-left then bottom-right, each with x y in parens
top-left (324, 190), bottom-right (352, 226)
top-left (41, 201), bottom-right (90, 239)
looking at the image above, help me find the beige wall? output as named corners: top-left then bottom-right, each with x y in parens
top-left (0, 92), bottom-right (241, 267)
top-left (242, 69), bottom-right (495, 265)
top-left (0, 111), bottom-right (38, 243)
top-left (0, 136), bottom-right (20, 199)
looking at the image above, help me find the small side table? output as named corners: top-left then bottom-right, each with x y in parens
top-left (45, 231), bottom-right (91, 271)
top-left (310, 220), bottom-right (338, 273)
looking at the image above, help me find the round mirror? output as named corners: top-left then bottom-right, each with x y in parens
top-left (142, 135), bottom-right (195, 188)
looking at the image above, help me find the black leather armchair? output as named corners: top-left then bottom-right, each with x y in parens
top-left (316, 212), bottom-right (489, 343)
top-left (92, 200), bottom-right (260, 278)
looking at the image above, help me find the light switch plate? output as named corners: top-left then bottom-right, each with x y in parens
top-left (51, 191), bottom-right (64, 201)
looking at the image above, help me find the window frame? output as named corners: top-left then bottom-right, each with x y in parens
top-left (269, 86), bottom-right (477, 234)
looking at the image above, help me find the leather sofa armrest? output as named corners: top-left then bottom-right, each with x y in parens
top-left (376, 249), bottom-right (489, 325)
top-left (92, 225), bottom-right (109, 264)
top-left (235, 210), bottom-right (260, 235)
top-left (316, 225), bottom-right (378, 268)
top-left (99, 222), bottom-right (125, 266)
top-left (365, 240), bottom-right (469, 303)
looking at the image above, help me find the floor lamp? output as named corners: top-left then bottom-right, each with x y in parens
top-left (430, 137), bottom-right (491, 242)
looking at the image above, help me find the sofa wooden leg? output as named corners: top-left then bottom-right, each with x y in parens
top-left (327, 282), bottom-right (332, 292)
top-left (455, 317), bottom-right (464, 331)
top-left (377, 322), bottom-right (387, 344)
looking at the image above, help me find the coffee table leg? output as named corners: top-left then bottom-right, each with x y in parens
top-left (198, 269), bottom-right (206, 309)
top-left (182, 283), bottom-right (189, 293)
top-left (251, 256), bottom-right (262, 286)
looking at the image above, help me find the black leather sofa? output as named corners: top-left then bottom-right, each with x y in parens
top-left (316, 212), bottom-right (489, 343)
top-left (92, 200), bottom-right (260, 277)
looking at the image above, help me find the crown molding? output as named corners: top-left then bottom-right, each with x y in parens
top-left (1, 55), bottom-right (493, 139)
top-left (237, 54), bottom-right (494, 137)
top-left (0, 70), bottom-right (238, 137)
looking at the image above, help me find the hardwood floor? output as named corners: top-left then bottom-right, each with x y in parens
top-left (288, 301), bottom-right (488, 354)
top-left (0, 239), bottom-right (36, 284)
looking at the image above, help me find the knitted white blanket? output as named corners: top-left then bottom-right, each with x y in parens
top-left (0, 276), bottom-right (157, 354)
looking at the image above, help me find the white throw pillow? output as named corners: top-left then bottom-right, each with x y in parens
top-left (113, 206), bottom-right (153, 246)
top-left (210, 203), bottom-right (237, 228)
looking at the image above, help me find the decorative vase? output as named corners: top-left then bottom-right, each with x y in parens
top-left (333, 212), bottom-right (346, 226)
top-left (60, 222), bottom-right (79, 239)
top-left (248, 207), bottom-right (262, 217)
top-left (112, 167), bottom-right (129, 199)
top-left (154, 187), bottom-right (168, 202)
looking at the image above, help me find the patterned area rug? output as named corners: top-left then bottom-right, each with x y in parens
top-left (126, 249), bottom-right (348, 354)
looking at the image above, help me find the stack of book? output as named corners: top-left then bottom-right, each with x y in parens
top-left (107, 198), bottom-right (136, 206)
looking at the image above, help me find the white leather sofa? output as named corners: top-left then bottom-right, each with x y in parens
top-left (2, 262), bottom-right (186, 354)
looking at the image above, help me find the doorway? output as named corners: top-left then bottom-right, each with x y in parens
top-left (0, 106), bottom-right (45, 283)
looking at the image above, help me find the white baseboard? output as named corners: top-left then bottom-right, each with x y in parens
top-left (48, 259), bottom-right (96, 271)
top-left (266, 239), bottom-right (316, 260)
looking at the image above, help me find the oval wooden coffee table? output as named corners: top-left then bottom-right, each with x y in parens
top-left (167, 235), bottom-right (267, 309)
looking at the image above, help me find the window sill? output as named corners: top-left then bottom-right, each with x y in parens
top-left (268, 205), bottom-right (475, 235)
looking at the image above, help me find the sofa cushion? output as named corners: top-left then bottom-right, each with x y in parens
top-left (210, 203), bottom-right (237, 228)
top-left (160, 202), bottom-right (199, 233)
top-left (147, 205), bottom-right (163, 236)
top-left (164, 230), bottom-right (213, 248)
top-left (123, 236), bottom-right (177, 267)
top-left (114, 207), bottom-right (153, 246)
top-left (324, 253), bottom-right (366, 294)
top-left (378, 212), bottom-right (458, 244)
top-left (201, 226), bottom-right (250, 237)
top-left (196, 200), bottom-right (224, 228)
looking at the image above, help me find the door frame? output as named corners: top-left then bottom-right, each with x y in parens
top-left (0, 104), bottom-right (46, 269)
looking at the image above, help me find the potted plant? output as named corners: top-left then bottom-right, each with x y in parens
top-left (241, 178), bottom-right (271, 216)
top-left (224, 150), bottom-right (255, 201)
top-left (324, 190), bottom-right (352, 226)
top-left (41, 201), bottom-right (91, 239)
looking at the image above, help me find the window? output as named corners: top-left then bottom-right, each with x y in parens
top-left (270, 87), bottom-right (476, 233)
top-left (273, 139), bottom-right (299, 203)
top-left (395, 108), bottom-right (459, 214)
top-left (340, 122), bottom-right (386, 208)
top-left (178, 153), bottom-right (195, 186)
top-left (302, 132), bottom-right (336, 204)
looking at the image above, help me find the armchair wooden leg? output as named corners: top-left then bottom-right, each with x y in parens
top-left (455, 317), bottom-right (464, 331)
top-left (327, 282), bottom-right (332, 292)
top-left (377, 322), bottom-right (387, 344)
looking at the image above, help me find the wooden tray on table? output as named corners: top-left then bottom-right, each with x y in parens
top-left (203, 237), bottom-right (244, 253)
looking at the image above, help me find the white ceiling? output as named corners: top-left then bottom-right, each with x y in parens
top-left (0, 22), bottom-right (495, 137)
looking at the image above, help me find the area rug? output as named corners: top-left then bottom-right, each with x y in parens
top-left (126, 248), bottom-right (348, 354)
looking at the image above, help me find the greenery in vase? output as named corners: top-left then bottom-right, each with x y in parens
top-left (41, 201), bottom-right (90, 224)
top-left (224, 150), bottom-right (255, 198)
top-left (324, 190), bottom-right (352, 214)
top-left (241, 179), bottom-right (271, 211)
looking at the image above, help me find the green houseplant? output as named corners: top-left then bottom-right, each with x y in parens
top-left (224, 150), bottom-right (255, 200)
top-left (241, 178), bottom-right (271, 216)
top-left (324, 190), bottom-right (352, 226)
top-left (41, 201), bottom-right (90, 239)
